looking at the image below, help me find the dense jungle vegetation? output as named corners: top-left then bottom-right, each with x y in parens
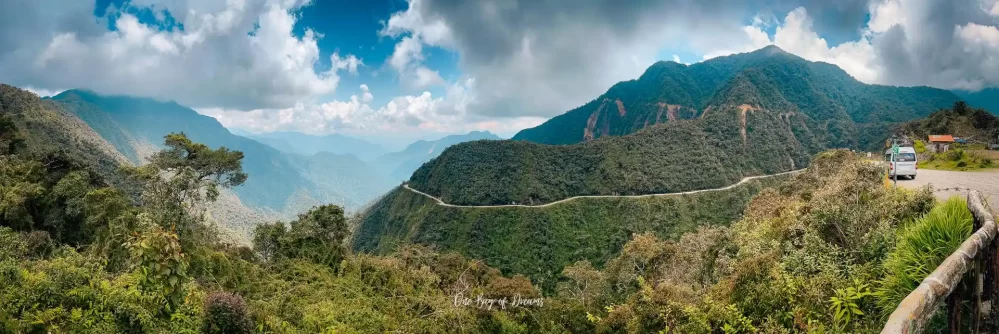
top-left (1, 98), bottom-right (978, 334)
top-left (410, 104), bottom-right (809, 206)
top-left (356, 173), bottom-right (790, 291)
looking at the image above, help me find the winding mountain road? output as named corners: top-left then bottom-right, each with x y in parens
top-left (401, 169), bottom-right (806, 209)
top-left (895, 168), bottom-right (999, 202)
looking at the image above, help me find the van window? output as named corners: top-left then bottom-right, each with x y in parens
top-left (895, 153), bottom-right (916, 162)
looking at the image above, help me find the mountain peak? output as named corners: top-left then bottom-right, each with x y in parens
top-left (758, 45), bottom-right (787, 54)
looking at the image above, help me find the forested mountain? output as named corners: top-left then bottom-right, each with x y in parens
top-left (401, 46), bottom-right (958, 206)
top-left (246, 131), bottom-right (387, 161)
top-left (897, 101), bottom-right (999, 142)
top-left (354, 173), bottom-right (789, 290)
top-left (374, 131), bottom-right (500, 182)
top-left (513, 46), bottom-right (958, 146)
top-left (409, 105), bottom-right (808, 205)
top-left (955, 88), bottom-right (999, 116)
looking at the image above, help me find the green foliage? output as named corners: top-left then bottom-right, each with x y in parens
top-left (914, 140), bottom-right (926, 153)
top-left (253, 205), bottom-right (350, 268)
top-left (127, 132), bottom-right (247, 248)
top-left (127, 215), bottom-right (190, 314)
top-left (0, 115), bottom-right (24, 154)
top-left (356, 174), bottom-right (788, 291)
top-left (201, 292), bottom-right (253, 334)
top-left (900, 101), bottom-right (999, 145)
top-left (876, 197), bottom-right (974, 313)
top-left (921, 148), bottom-right (996, 171)
top-left (829, 279), bottom-right (873, 331)
top-left (410, 105), bottom-right (807, 206)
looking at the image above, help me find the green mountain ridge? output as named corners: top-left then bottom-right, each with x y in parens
top-left (404, 46), bottom-right (958, 207)
top-left (374, 130), bottom-right (501, 182)
top-left (513, 46), bottom-right (959, 147)
top-left (955, 88), bottom-right (999, 116)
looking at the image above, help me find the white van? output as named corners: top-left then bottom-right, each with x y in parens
top-left (885, 146), bottom-right (917, 180)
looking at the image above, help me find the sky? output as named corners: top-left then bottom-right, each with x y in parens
top-left (2, 0), bottom-right (999, 149)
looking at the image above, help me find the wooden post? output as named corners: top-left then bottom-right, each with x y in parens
top-left (974, 217), bottom-right (984, 334)
top-left (949, 286), bottom-right (962, 334)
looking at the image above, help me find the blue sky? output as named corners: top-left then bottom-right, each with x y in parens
top-left (1, 0), bottom-right (998, 149)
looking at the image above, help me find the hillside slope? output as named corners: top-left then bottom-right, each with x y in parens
top-left (897, 101), bottom-right (999, 142)
top-left (513, 46), bottom-right (958, 147)
top-left (0, 85), bottom-right (132, 187)
top-left (354, 172), bottom-right (791, 290)
top-left (955, 88), bottom-right (999, 116)
top-left (410, 105), bottom-right (807, 205)
top-left (374, 131), bottom-right (501, 182)
top-left (405, 47), bottom-right (958, 206)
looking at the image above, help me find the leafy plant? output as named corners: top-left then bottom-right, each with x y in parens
top-left (829, 279), bottom-right (873, 331)
top-left (876, 197), bottom-right (974, 314)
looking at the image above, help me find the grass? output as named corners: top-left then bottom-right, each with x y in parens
top-left (918, 148), bottom-right (996, 171)
top-left (876, 196), bottom-right (974, 314)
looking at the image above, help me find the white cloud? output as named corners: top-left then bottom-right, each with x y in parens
top-left (387, 36), bottom-right (424, 72)
top-left (331, 52), bottom-right (364, 75)
top-left (359, 84), bottom-right (374, 103)
top-left (411, 67), bottom-right (445, 88)
top-left (771, 8), bottom-right (880, 83)
top-left (198, 78), bottom-right (527, 142)
top-left (702, 1), bottom-right (999, 89)
top-left (0, 0), bottom-right (361, 110)
top-left (381, 0), bottom-right (765, 117)
top-left (22, 86), bottom-right (65, 98)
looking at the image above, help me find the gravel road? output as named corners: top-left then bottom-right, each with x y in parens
top-left (895, 168), bottom-right (999, 204)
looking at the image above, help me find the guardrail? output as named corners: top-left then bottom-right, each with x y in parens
top-left (882, 190), bottom-right (997, 333)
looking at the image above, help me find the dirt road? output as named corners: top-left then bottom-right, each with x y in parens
top-left (895, 168), bottom-right (999, 203)
top-left (403, 169), bottom-right (805, 209)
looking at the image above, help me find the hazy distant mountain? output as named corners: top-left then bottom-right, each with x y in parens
top-left (45, 89), bottom-right (393, 218)
top-left (954, 88), bottom-right (999, 115)
top-left (374, 131), bottom-right (501, 182)
top-left (248, 131), bottom-right (387, 160)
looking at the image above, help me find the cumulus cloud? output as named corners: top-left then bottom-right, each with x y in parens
top-left (379, 0), bottom-right (864, 118)
top-left (0, 0), bottom-right (361, 110)
top-left (331, 52), bottom-right (364, 76)
top-left (198, 78), bottom-right (540, 141)
top-left (704, 0), bottom-right (999, 91)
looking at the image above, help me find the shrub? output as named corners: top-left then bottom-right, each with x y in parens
top-left (23, 230), bottom-right (54, 258)
top-left (876, 197), bottom-right (973, 314)
top-left (956, 161), bottom-right (968, 168)
top-left (201, 292), bottom-right (253, 334)
top-left (913, 140), bottom-right (926, 154)
top-left (946, 149), bottom-right (965, 161)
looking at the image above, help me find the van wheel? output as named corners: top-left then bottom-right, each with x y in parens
top-left (909, 175), bottom-right (915, 180)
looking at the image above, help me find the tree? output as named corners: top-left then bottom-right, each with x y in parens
top-left (128, 133), bottom-right (247, 244)
top-left (0, 115), bottom-right (24, 155)
top-left (252, 205), bottom-right (349, 269)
